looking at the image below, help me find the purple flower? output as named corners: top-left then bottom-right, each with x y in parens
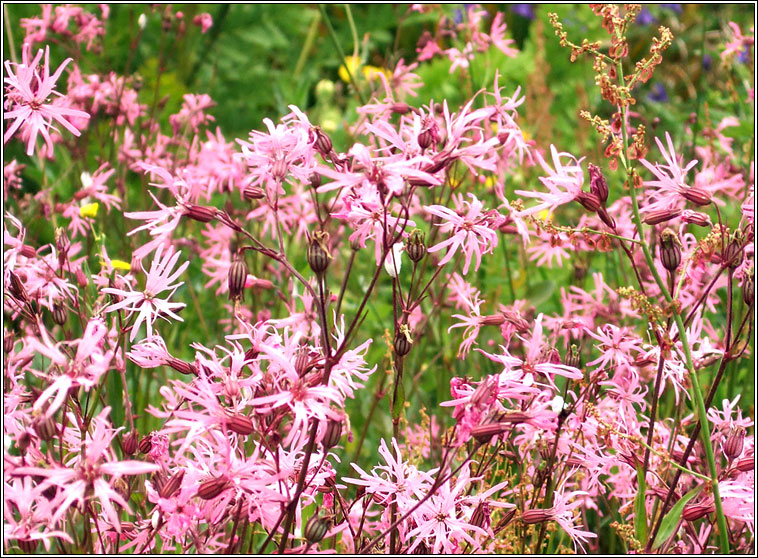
top-left (511, 4), bottom-right (535, 20)
top-left (636, 7), bottom-right (656, 25)
top-left (647, 82), bottom-right (668, 103)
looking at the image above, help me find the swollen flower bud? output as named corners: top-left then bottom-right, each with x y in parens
top-left (51, 302), bottom-right (67, 326)
top-left (564, 344), bottom-right (581, 369)
top-left (417, 128), bottom-right (433, 150)
top-left (723, 235), bottom-right (743, 269)
top-left (659, 227), bottom-right (681, 272)
top-left (138, 434), bottom-right (153, 455)
top-left (34, 415), bottom-right (56, 442)
top-left (588, 163), bottom-right (609, 204)
top-left (311, 127), bottom-right (333, 156)
top-left (681, 210), bottom-right (710, 227)
top-left (322, 418), bottom-right (343, 450)
top-left (644, 208), bottom-right (681, 226)
top-left (226, 413), bottom-right (254, 436)
top-left (405, 230), bottom-right (427, 263)
top-left (304, 515), bottom-right (330, 544)
top-left (308, 231), bottom-right (331, 275)
top-left (185, 204), bottom-right (218, 223)
top-left (393, 324), bottom-right (413, 357)
top-left (724, 426), bottom-right (745, 460)
top-left (243, 184), bottom-right (265, 200)
top-left (121, 431), bottom-right (139, 456)
top-left (575, 191), bottom-right (602, 213)
top-left (228, 257), bottom-right (249, 301)
top-left (8, 271), bottom-right (27, 303)
top-left (743, 267), bottom-right (754, 306)
top-left (682, 502), bottom-right (714, 522)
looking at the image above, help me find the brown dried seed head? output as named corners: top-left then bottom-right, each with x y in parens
top-left (308, 231), bottom-right (331, 274)
top-left (52, 302), bottom-right (67, 326)
top-left (659, 227), bottom-right (681, 272)
top-left (304, 515), bottom-right (330, 543)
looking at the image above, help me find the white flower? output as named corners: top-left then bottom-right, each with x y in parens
top-left (384, 243), bottom-right (404, 278)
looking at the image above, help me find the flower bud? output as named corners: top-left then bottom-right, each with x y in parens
top-left (4, 330), bottom-right (14, 354)
top-left (659, 227), bottom-right (681, 272)
top-left (294, 346), bottom-right (311, 377)
top-left (682, 502), bottom-right (714, 522)
top-left (588, 163), bottom-right (609, 204)
top-left (197, 476), bottom-right (230, 500)
top-left (160, 469), bottom-right (185, 499)
top-left (114, 477), bottom-right (131, 503)
top-left (724, 426), bottom-right (745, 460)
top-left (644, 208), bottom-right (681, 226)
top-left (8, 271), bottom-right (27, 303)
top-left (405, 230), bottom-right (426, 263)
top-left (471, 422), bottom-right (509, 444)
top-left (52, 302), bottom-right (67, 326)
top-left (391, 102), bottom-right (411, 115)
top-left (304, 515), bottom-right (330, 544)
top-left (743, 267), bottom-right (754, 306)
top-left (243, 184), bottom-right (265, 200)
top-left (322, 419), bottom-right (342, 450)
top-left (311, 127), bottom-right (333, 156)
top-left (681, 210), bottom-right (710, 227)
top-left (393, 324), bottom-right (413, 357)
top-left (307, 231), bottom-right (331, 275)
top-left (680, 187), bottom-right (712, 206)
top-left (564, 344), bottom-right (581, 369)
top-left (417, 128), bottom-right (433, 150)
top-left (470, 501), bottom-right (490, 529)
top-left (736, 453), bottom-right (754, 472)
top-left (34, 415), bottom-right (56, 442)
top-left (521, 509), bottom-right (552, 524)
top-left (226, 413), bottom-right (254, 436)
top-left (121, 431), bottom-right (139, 456)
top-left (228, 258), bottom-right (248, 301)
top-left (723, 237), bottom-right (743, 269)
top-left (139, 434), bottom-right (153, 454)
top-left (185, 204), bottom-right (218, 223)
top-left (167, 357), bottom-right (197, 376)
top-left (17, 539), bottom-right (39, 553)
top-left (309, 172), bottom-right (322, 190)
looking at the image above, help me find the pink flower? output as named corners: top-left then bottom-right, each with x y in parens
top-left (4, 45), bottom-right (90, 155)
top-left (193, 13), bottom-right (213, 34)
top-left (639, 132), bottom-right (702, 213)
top-left (516, 145), bottom-right (584, 217)
top-left (425, 193), bottom-right (500, 275)
top-left (102, 244), bottom-right (189, 341)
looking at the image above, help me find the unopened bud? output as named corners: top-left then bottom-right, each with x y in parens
top-left (304, 515), bottom-right (330, 543)
top-left (681, 210), bottom-right (710, 227)
top-left (243, 184), bottom-right (265, 200)
top-left (682, 502), bottom-right (714, 522)
top-left (309, 172), bottom-right (322, 190)
top-left (294, 346), bottom-right (311, 377)
top-left (680, 187), bottom-right (712, 206)
top-left (17, 539), bottom-right (39, 553)
top-left (405, 230), bottom-right (426, 263)
top-left (312, 127), bottom-right (333, 155)
top-left (723, 237), bottom-right (743, 269)
top-left (307, 231), bottom-right (331, 275)
top-left (471, 422), bottom-right (509, 444)
top-left (724, 426), bottom-right (745, 459)
top-left (34, 415), bottom-right (56, 442)
top-left (470, 501), bottom-right (490, 529)
top-left (417, 128), bottom-right (433, 150)
top-left (4, 331), bottom-right (14, 354)
top-left (138, 434), bottom-right (153, 454)
top-left (226, 413), bottom-right (254, 436)
top-left (197, 476), bottom-right (230, 500)
top-left (659, 227), bottom-right (682, 272)
top-left (564, 344), bottom-right (581, 369)
top-left (16, 431), bottom-right (31, 453)
top-left (736, 453), bottom-right (754, 472)
top-left (121, 431), bottom-right (139, 456)
top-left (744, 267), bottom-right (754, 306)
top-left (167, 357), bottom-right (197, 376)
top-left (644, 208), bottom-right (681, 226)
top-left (8, 271), bottom-right (28, 303)
top-left (160, 469), bottom-right (185, 499)
top-left (588, 163), bottom-right (609, 204)
top-left (391, 102), bottom-right (411, 115)
top-left (393, 324), bottom-right (413, 357)
top-left (322, 418), bottom-right (343, 450)
top-left (228, 258), bottom-right (248, 301)
top-left (271, 158), bottom-right (289, 182)
top-left (52, 302), bottom-right (67, 326)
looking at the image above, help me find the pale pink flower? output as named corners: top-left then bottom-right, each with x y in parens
top-left (4, 45), bottom-right (90, 155)
top-left (102, 244), bottom-right (189, 341)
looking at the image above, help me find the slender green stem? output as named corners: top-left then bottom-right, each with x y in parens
top-left (318, 4), bottom-right (367, 105)
top-left (614, 58), bottom-right (729, 552)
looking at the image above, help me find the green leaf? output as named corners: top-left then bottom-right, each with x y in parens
top-left (634, 466), bottom-right (648, 545)
top-left (652, 485), bottom-right (704, 550)
top-left (392, 373), bottom-right (405, 422)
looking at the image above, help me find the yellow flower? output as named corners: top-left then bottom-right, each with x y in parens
top-left (79, 202), bottom-right (99, 218)
top-left (338, 55), bottom-right (361, 83)
top-left (538, 209), bottom-right (552, 223)
top-left (110, 259), bottom-right (132, 271)
top-left (362, 65), bottom-right (392, 82)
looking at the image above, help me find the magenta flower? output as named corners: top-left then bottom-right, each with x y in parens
top-left (639, 132), bottom-right (702, 213)
top-left (102, 244), bottom-right (189, 341)
top-left (425, 193), bottom-right (500, 275)
top-left (3, 45), bottom-right (90, 155)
